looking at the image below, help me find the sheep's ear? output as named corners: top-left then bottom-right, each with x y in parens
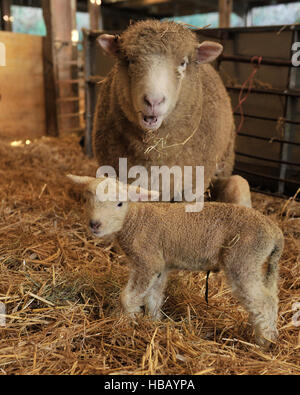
top-left (67, 174), bottom-right (94, 185)
top-left (140, 188), bottom-right (160, 202)
top-left (97, 34), bottom-right (120, 57)
top-left (128, 184), bottom-right (160, 202)
top-left (195, 41), bottom-right (223, 64)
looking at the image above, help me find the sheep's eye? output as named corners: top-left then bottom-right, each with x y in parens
top-left (117, 202), bottom-right (123, 207)
top-left (178, 57), bottom-right (188, 73)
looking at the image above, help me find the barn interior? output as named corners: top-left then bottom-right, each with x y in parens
top-left (0, 0), bottom-right (299, 375)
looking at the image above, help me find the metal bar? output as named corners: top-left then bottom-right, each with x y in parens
top-left (227, 85), bottom-right (300, 97)
top-left (56, 79), bottom-right (82, 84)
top-left (221, 54), bottom-right (292, 67)
top-left (83, 29), bottom-right (94, 157)
top-left (56, 97), bottom-right (83, 103)
top-left (58, 111), bottom-right (84, 119)
top-left (234, 167), bottom-right (300, 186)
top-left (278, 28), bottom-right (300, 194)
top-left (54, 40), bottom-right (83, 44)
top-left (57, 61), bottom-right (83, 66)
top-left (236, 151), bottom-right (300, 168)
top-left (86, 76), bottom-right (105, 84)
top-left (58, 127), bottom-right (85, 134)
top-left (237, 132), bottom-right (300, 147)
top-left (223, 24), bottom-right (300, 33)
top-left (196, 24), bottom-right (300, 36)
top-left (82, 28), bottom-right (120, 38)
top-left (249, 187), bottom-right (299, 202)
top-left (234, 112), bottom-right (300, 126)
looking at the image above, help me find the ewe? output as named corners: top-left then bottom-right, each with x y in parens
top-left (93, 20), bottom-right (251, 206)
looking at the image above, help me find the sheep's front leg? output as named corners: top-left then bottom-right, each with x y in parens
top-left (144, 270), bottom-right (168, 320)
top-left (120, 268), bottom-right (160, 317)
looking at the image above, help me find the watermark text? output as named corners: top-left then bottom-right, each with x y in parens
top-left (0, 303), bottom-right (6, 327)
top-left (96, 158), bottom-right (204, 212)
top-left (0, 43), bottom-right (6, 67)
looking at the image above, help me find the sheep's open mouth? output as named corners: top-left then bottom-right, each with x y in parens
top-left (143, 115), bottom-right (158, 126)
top-left (139, 113), bottom-right (163, 130)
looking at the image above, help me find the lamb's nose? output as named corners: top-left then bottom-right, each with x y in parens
top-left (89, 220), bottom-right (101, 231)
top-left (144, 94), bottom-right (165, 108)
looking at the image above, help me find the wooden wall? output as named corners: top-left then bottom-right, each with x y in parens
top-left (0, 31), bottom-right (46, 140)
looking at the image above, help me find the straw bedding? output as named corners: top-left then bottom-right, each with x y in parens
top-left (0, 135), bottom-right (299, 375)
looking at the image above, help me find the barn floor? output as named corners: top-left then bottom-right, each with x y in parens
top-left (0, 135), bottom-right (299, 375)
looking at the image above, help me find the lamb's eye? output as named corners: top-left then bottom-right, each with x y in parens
top-left (117, 202), bottom-right (123, 207)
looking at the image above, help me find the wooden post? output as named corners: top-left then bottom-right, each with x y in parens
top-left (88, 0), bottom-right (103, 30)
top-left (42, 0), bottom-right (79, 136)
top-left (218, 0), bottom-right (232, 28)
top-left (0, 0), bottom-right (12, 32)
top-left (42, 0), bottom-right (58, 136)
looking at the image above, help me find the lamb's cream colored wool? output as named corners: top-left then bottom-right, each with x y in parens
top-left (68, 175), bottom-right (284, 348)
top-left (93, 20), bottom-right (251, 206)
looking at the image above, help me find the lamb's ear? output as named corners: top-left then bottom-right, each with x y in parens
top-left (195, 41), bottom-right (223, 64)
top-left (67, 174), bottom-right (95, 185)
top-left (97, 34), bottom-right (120, 57)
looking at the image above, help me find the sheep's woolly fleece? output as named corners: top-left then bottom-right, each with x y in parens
top-left (93, 19), bottom-right (235, 194)
top-left (0, 135), bottom-right (299, 375)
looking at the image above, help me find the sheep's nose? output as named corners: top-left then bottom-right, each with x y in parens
top-left (89, 220), bottom-right (101, 231)
top-left (144, 94), bottom-right (165, 109)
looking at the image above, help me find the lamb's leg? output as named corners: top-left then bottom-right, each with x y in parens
top-left (120, 268), bottom-right (160, 317)
top-left (224, 260), bottom-right (278, 348)
top-left (210, 175), bottom-right (252, 207)
top-left (144, 270), bottom-right (169, 320)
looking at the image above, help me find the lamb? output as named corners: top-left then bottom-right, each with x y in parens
top-left (93, 19), bottom-right (251, 206)
top-left (67, 175), bottom-right (284, 348)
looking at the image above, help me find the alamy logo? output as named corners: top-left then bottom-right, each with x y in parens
top-left (291, 42), bottom-right (300, 67)
top-left (96, 158), bottom-right (204, 212)
top-left (0, 303), bottom-right (5, 327)
top-left (0, 43), bottom-right (5, 67)
top-left (292, 302), bottom-right (300, 327)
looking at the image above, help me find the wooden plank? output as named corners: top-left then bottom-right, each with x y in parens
top-left (0, 32), bottom-right (46, 140)
top-left (42, 0), bottom-right (59, 136)
top-left (42, 0), bottom-right (79, 136)
top-left (89, 1), bottom-right (103, 30)
top-left (218, 0), bottom-right (232, 28)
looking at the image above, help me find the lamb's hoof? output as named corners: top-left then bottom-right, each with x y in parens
top-left (145, 306), bottom-right (162, 321)
top-left (150, 310), bottom-right (162, 321)
top-left (122, 305), bottom-right (144, 318)
top-left (255, 328), bottom-right (278, 349)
